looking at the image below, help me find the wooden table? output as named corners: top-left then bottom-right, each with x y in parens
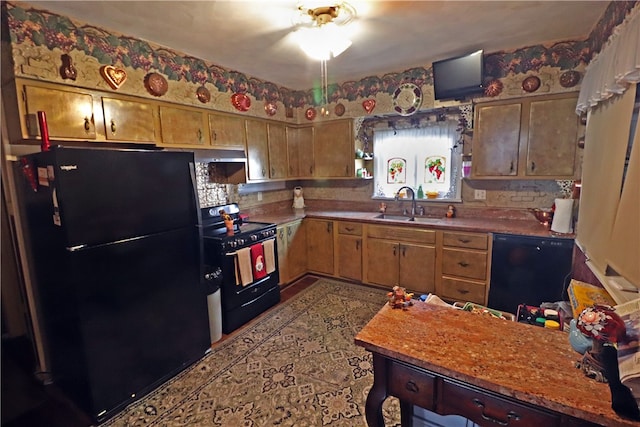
top-left (354, 301), bottom-right (637, 426)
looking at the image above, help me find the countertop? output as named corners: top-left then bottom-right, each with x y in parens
top-left (354, 301), bottom-right (636, 426)
top-left (249, 209), bottom-right (571, 239)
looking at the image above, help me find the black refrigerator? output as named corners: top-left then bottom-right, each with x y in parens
top-left (15, 147), bottom-right (211, 423)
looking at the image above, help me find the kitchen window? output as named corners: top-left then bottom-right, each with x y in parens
top-left (372, 120), bottom-right (462, 201)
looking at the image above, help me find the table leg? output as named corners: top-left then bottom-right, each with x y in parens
top-left (365, 353), bottom-right (389, 427)
top-left (399, 400), bottom-right (414, 427)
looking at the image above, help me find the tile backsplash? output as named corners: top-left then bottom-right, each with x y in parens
top-left (195, 163), bottom-right (229, 207)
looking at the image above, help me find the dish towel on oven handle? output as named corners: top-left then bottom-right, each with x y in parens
top-left (236, 247), bottom-right (253, 286)
top-left (263, 238), bottom-right (276, 274)
top-left (250, 243), bottom-right (267, 281)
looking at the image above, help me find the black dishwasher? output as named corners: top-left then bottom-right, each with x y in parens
top-left (487, 233), bottom-right (574, 314)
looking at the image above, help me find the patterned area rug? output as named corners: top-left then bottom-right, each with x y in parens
top-left (102, 278), bottom-right (400, 426)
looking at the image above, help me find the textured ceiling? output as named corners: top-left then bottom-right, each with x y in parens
top-left (21, 1), bottom-right (609, 90)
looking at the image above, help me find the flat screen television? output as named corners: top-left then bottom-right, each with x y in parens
top-left (433, 50), bottom-right (484, 101)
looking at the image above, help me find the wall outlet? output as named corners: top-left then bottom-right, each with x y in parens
top-left (474, 189), bottom-right (486, 200)
top-left (257, 191), bottom-right (263, 201)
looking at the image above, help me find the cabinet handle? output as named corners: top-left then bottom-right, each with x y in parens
top-left (393, 246), bottom-right (397, 256)
top-left (279, 229), bottom-right (284, 239)
top-left (326, 222), bottom-right (332, 233)
top-left (509, 161), bottom-right (514, 172)
top-left (472, 399), bottom-right (521, 426)
top-left (401, 246), bottom-right (406, 257)
top-left (345, 226), bottom-right (354, 232)
top-left (287, 227), bottom-right (291, 237)
top-left (262, 168), bottom-right (266, 177)
top-left (213, 131), bottom-right (218, 141)
top-left (271, 167), bottom-right (275, 176)
top-left (197, 129), bottom-right (203, 143)
top-left (110, 120), bottom-right (116, 134)
top-left (405, 380), bottom-right (419, 393)
top-left (355, 240), bottom-right (360, 250)
top-left (531, 161), bottom-right (536, 171)
top-left (458, 238), bottom-right (471, 243)
top-left (309, 166), bottom-right (313, 175)
top-left (84, 117), bottom-right (91, 131)
top-left (458, 261), bottom-right (469, 267)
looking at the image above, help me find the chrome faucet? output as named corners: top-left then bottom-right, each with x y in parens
top-left (395, 186), bottom-right (416, 221)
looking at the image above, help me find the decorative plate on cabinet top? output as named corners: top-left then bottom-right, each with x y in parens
top-left (392, 83), bottom-right (422, 116)
top-left (484, 79), bottom-right (503, 97)
top-left (144, 72), bottom-right (168, 97)
top-left (264, 102), bottom-right (277, 116)
top-left (231, 93), bottom-right (251, 111)
top-left (305, 107), bottom-right (317, 121)
top-left (334, 103), bottom-right (345, 117)
top-left (522, 76), bottom-right (541, 92)
top-left (196, 86), bottom-right (211, 103)
top-left (559, 70), bottom-right (581, 88)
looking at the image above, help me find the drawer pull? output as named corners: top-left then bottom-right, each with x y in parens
top-left (458, 261), bottom-right (470, 267)
top-left (345, 226), bottom-right (354, 232)
top-left (405, 380), bottom-right (419, 393)
top-left (84, 117), bottom-right (91, 131)
top-left (110, 120), bottom-right (117, 134)
top-left (458, 238), bottom-right (471, 243)
top-left (472, 399), bottom-right (521, 426)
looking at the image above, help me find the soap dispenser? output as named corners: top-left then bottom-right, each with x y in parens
top-left (417, 185), bottom-right (424, 199)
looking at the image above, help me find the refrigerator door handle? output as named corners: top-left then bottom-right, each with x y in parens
top-left (66, 244), bottom-right (87, 252)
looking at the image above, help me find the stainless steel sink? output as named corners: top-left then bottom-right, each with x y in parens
top-left (412, 217), bottom-right (442, 224)
top-left (374, 214), bottom-right (412, 221)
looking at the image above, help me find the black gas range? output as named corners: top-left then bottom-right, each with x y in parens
top-left (200, 204), bottom-right (280, 334)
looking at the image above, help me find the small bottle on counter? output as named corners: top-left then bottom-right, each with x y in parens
top-left (417, 185), bottom-right (424, 199)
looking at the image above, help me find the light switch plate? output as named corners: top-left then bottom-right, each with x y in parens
top-left (474, 189), bottom-right (486, 200)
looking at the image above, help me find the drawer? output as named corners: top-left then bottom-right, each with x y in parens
top-left (442, 248), bottom-right (487, 280)
top-left (337, 221), bottom-right (362, 236)
top-left (438, 380), bottom-right (560, 427)
top-left (442, 231), bottom-right (488, 250)
top-left (440, 277), bottom-right (486, 305)
top-left (367, 225), bottom-right (435, 244)
top-left (388, 360), bottom-right (435, 410)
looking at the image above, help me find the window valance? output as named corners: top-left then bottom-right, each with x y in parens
top-left (576, 5), bottom-right (640, 114)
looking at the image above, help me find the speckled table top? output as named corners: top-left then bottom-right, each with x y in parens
top-left (354, 302), bottom-right (637, 426)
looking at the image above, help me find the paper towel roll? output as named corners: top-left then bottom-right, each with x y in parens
top-left (551, 198), bottom-right (574, 233)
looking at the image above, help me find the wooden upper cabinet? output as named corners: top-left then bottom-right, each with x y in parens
top-left (245, 119), bottom-right (269, 180)
top-left (473, 103), bottom-right (521, 177)
top-left (526, 96), bottom-right (578, 177)
top-left (472, 93), bottom-right (579, 179)
top-left (267, 122), bottom-right (287, 179)
top-left (22, 84), bottom-right (96, 140)
top-left (159, 105), bottom-right (206, 146)
top-left (287, 126), bottom-right (314, 178)
top-left (102, 97), bottom-right (156, 142)
top-left (313, 119), bottom-right (353, 177)
top-left (208, 113), bottom-right (246, 149)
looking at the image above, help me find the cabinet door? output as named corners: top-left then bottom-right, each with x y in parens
top-left (305, 219), bottom-right (334, 274)
top-left (276, 225), bottom-right (288, 285)
top-left (526, 96), bottom-right (578, 177)
top-left (159, 106), bottom-right (206, 146)
top-left (245, 119), bottom-right (269, 180)
top-left (287, 126), bottom-right (314, 178)
top-left (473, 103), bottom-right (521, 177)
top-left (23, 85), bottom-right (96, 140)
top-left (366, 239), bottom-right (398, 287)
top-left (267, 123), bottom-right (287, 179)
top-left (313, 120), bottom-right (353, 177)
top-left (399, 243), bottom-right (436, 294)
top-left (102, 98), bottom-right (156, 142)
top-left (208, 113), bottom-right (245, 149)
top-left (287, 220), bottom-right (307, 280)
top-left (337, 234), bottom-right (362, 281)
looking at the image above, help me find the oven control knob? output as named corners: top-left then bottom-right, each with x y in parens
top-left (237, 238), bottom-right (245, 245)
top-left (251, 235), bottom-right (257, 241)
top-left (229, 241), bottom-right (237, 248)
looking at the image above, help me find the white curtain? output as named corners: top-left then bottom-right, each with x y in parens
top-left (576, 5), bottom-right (640, 114)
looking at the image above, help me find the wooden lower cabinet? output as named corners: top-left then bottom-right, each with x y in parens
top-left (364, 225), bottom-right (436, 295)
top-left (436, 231), bottom-right (491, 305)
top-left (336, 221), bottom-right (363, 281)
top-left (306, 219), bottom-right (334, 275)
top-left (276, 220), bottom-right (306, 285)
